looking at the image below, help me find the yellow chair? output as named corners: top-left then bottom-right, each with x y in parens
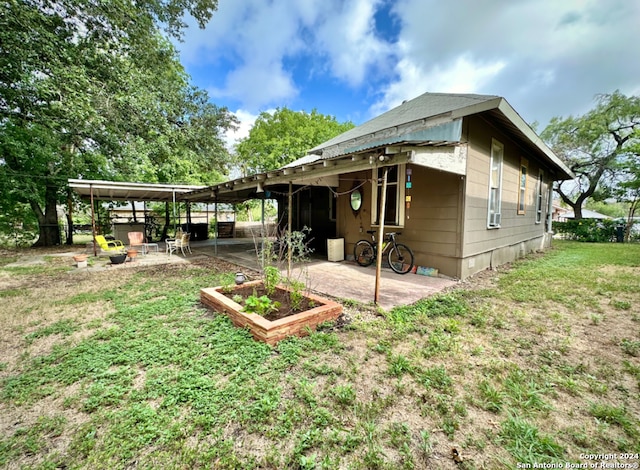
top-left (95, 235), bottom-right (125, 252)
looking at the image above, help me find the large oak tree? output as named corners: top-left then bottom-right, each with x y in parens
top-left (0, 0), bottom-right (236, 246)
top-left (235, 107), bottom-right (354, 174)
top-left (542, 91), bottom-right (640, 220)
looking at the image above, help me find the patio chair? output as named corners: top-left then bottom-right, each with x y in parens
top-left (127, 231), bottom-right (145, 254)
top-left (167, 232), bottom-right (192, 257)
top-left (95, 235), bottom-right (125, 252)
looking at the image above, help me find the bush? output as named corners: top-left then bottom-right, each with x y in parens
top-left (553, 219), bottom-right (618, 242)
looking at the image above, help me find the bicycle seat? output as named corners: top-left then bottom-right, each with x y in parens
top-left (386, 232), bottom-right (401, 237)
top-left (366, 230), bottom-right (377, 234)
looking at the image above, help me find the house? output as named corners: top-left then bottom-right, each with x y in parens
top-left (559, 209), bottom-right (609, 221)
top-left (184, 92), bottom-right (574, 279)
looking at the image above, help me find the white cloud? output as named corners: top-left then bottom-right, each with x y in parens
top-left (178, 0), bottom-right (640, 127)
top-left (370, 52), bottom-right (506, 116)
top-left (222, 109), bottom-right (258, 150)
top-left (178, 0), bottom-right (395, 110)
top-left (314, 0), bottom-right (394, 86)
top-left (372, 0), bottom-right (640, 125)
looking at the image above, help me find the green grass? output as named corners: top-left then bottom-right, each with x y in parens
top-left (1, 242), bottom-right (639, 468)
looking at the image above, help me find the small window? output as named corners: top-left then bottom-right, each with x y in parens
top-left (535, 170), bottom-right (544, 224)
top-left (487, 139), bottom-right (503, 228)
top-left (518, 158), bottom-right (528, 215)
top-left (372, 164), bottom-right (405, 226)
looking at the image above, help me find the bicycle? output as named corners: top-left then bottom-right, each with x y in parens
top-left (353, 231), bottom-right (415, 274)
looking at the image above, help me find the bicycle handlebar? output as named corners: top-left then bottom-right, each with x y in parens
top-left (365, 230), bottom-right (401, 237)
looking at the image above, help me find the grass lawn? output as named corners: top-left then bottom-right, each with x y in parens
top-left (0, 241), bottom-right (639, 469)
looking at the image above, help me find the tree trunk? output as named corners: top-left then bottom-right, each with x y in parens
top-left (65, 189), bottom-right (74, 245)
top-left (161, 202), bottom-right (170, 240)
top-left (625, 197), bottom-right (639, 242)
top-left (31, 184), bottom-right (61, 247)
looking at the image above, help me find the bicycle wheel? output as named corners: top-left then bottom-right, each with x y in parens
top-left (388, 243), bottom-right (414, 274)
top-left (354, 240), bottom-right (375, 267)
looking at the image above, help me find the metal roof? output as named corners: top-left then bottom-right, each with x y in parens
top-left (68, 179), bottom-right (206, 202)
top-left (303, 92), bottom-right (574, 180)
top-left (309, 93), bottom-right (498, 154)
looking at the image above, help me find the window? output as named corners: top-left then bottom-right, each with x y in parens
top-left (372, 164), bottom-right (405, 226)
top-left (518, 158), bottom-right (528, 215)
top-left (535, 170), bottom-right (544, 224)
top-left (487, 139), bottom-right (503, 228)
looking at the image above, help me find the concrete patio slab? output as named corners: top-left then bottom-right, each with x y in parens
top-left (193, 239), bottom-right (459, 311)
top-left (293, 260), bottom-right (458, 311)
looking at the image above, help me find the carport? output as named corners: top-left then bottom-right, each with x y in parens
top-left (69, 177), bottom-right (456, 308)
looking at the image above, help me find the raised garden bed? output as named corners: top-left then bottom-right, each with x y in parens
top-left (201, 280), bottom-right (343, 345)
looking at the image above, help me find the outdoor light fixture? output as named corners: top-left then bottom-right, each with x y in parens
top-left (256, 182), bottom-right (264, 193)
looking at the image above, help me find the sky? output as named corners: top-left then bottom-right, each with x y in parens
top-left (175, 0), bottom-right (640, 148)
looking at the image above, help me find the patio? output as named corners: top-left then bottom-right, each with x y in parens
top-left (191, 238), bottom-right (458, 310)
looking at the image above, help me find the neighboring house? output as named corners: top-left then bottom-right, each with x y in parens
top-left (184, 92), bottom-right (574, 279)
top-left (559, 209), bottom-right (610, 221)
top-left (551, 201), bottom-right (570, 221)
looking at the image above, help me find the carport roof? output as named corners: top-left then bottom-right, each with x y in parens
top-left (68, 179), bottom-right (206, 202)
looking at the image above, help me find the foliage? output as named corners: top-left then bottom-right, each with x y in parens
top-left (542, 91), bottom-right (640, 220)
top-left (613, 158), bottom-right (640, 241)
top-left (243, 294), bottom-right (281, 316)
top-left (552, 219), bottom-right (620, 242)
top-left (235, 108), bottom-right (354, 174)
top-left (0, 0), bottom-right (235, 246)
top-left (263, 266), bottom-right (281, 296)
top-left (2, 242), bottom-right (640, 467)
top-left (584, 200), bottom-right (628, 218)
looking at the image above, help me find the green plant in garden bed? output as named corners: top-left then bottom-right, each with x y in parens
top-left (243, 294), bottom-right (281, 316)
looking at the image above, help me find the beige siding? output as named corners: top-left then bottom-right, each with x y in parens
top-left (333, 115), bottom-right (555, 280)
top-left (336, 165), bottom-right (463, 278)
top-left (460, 115), bottom-right (553, 276)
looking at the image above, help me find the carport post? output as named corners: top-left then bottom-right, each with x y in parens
top-left (261, 196), bottom-right (265, 269)
top-left (90, 184), bottom-right (97, 257)
top-left (374, 167), bottom-right (389, 305)
top-left (287, 181), bottom-right (293, 278)
top-left (172, 189), bottom-right (176, 234)
top-left (214, 197), bottom-right (218, 256)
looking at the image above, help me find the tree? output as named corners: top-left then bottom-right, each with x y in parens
top-left (613, 159), bottom-right (640, 241)
top-left (541, 91), bottom-right (640, 220)
top-left (0, 0), bottom-right (235, 246)
top-left (235, 108), bottom-right (355, 174)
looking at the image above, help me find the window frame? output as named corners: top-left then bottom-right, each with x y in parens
top-left (517, 158), bottom-right (528, 215)
top-left (487, 139), bottom-right (504, 229)
top-left (371, 164), bottom-right (406, 227)
top-left (535, 169), bottom-right (544, 224)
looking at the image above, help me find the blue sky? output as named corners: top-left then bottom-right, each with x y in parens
top-left (175, 0), bottom-right (640, 148)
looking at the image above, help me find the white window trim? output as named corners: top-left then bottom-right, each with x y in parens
top-left (487, 139), bottom-right (504, 229)
top-left (371, 164), bottom-right (406, 228)
top-left (535, 170), bottom-right (544, 224)
top-left (518, 158), bottom-right (528, 215)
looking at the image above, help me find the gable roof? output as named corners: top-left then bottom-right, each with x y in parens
top-left (310, 93), bottom-right (499, 153)
top-left (291, 92), bottom-right (573, 180)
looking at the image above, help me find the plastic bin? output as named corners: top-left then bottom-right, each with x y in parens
top-left (327, 238), bottom-right (345, 262)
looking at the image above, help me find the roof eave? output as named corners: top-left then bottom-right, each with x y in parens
top-left (496, 100), bottom-right (575, 180)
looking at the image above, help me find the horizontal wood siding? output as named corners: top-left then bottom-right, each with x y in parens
top-left (463, 115), bottom-right (551, 259)
top-left (337, 165), bottom-right (463, 278)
